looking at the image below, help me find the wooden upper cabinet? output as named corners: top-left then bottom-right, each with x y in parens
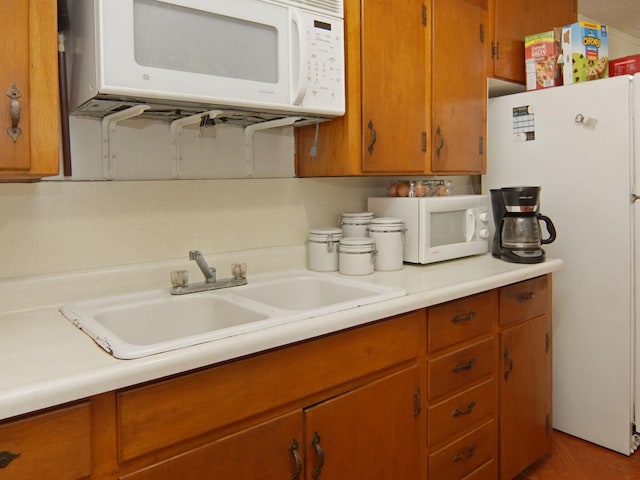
top-left (489, 0), bottom-right (577, 83)
top-left (431, 0), bottom-right (487, 174)
top-left (0, 0), bottom-right (59, 180)
top-left (360, 0), bottom-right (427, 173)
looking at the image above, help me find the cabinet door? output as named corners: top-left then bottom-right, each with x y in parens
top-left (490, 0), bottom-right (576, 83)
top-left (120, 411), bottom-right (303, 480)
top-left (304, 366), bottom-right (420, 479)
top-left (361, 0), bottom-right (427, 173)
top-left (431, 0), bottom-right (487, 174)
top-left (0, 0), bottom-right (59, 179)
top-left (0, 403), bottom-right (91, 480)
top-left (500, 315), bottom-right (552, 480)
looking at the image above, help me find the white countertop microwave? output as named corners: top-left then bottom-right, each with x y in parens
top-left (68, 0), bottom-right (345, 118)
top-left (368, 195), bottom-right (490, 264)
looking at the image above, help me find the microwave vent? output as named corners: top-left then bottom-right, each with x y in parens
top-left (270, 0), bottom-right (343, 18)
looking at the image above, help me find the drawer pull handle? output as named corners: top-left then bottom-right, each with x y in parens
top-left (367, 119), bottom-right (377, 154)
top-left (289, 439), bottom-right (303, 480)
top-left (452, 358), bottom-right (476, 373)
top-left (518, 291), bottom-right (535, 302)
top-left (6, 85), bottom-right (22, 143)
top-left (452, 311), bottom-right (476, 323)
top-left (0, 451), bottom-right (20, 468)
top-left (453, 444), bottom-right (476, 462)
top-left (311, 432), bottom-right (324, 480)
top-left (452, 401), bottom-right (476, 417)
top-left (503, 346), bottom-right (514, 381)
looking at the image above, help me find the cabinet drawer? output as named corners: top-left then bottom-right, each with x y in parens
top-left (428, 291), bottom-right (496, 352)
top-left (461, 458), bottom-right (498, 480)
top-left (500, 275), bottom-right (549, 326)
top-left (428, 420), bottom-right (497, 480)
top-left (117, 310), bottom-right (423, 461)
top-left (428, 378), bottom-right (496, 447)
top-left (0, 403), bottom-right (91, 480)
top-left (428, 337), bottom-right (497, 400)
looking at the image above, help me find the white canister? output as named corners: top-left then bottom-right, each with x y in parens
top-left (338, 237), bottom-right (376, 276)
top-left (339, 212), bottom-right (375, 238)
top-left (368, 217), bottom-right (405, 271)
top-left (308, 228), bottom-right (342, 272)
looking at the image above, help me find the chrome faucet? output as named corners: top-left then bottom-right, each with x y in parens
top-left (170, 250), bottom-right (247, 295)
top-left (190, 250), bottom-right (216, 283)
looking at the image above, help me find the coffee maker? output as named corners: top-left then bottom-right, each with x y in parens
top-left (490, 186), bottom-right (556, 264)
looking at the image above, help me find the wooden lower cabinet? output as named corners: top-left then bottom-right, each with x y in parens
top-left (121, 366), bottom-right (419, 480)
top-left (0, 402), bottom-right (91, 480)
top-left (499, 317), bottom-right (552, 479)
top-left (499, 277), bottom-right (552, 480)
top-left (426, 291), bottom-right (499, 480)
top-left (304, 366), bottom-right (420, 479)
top-left (119, 411), bottom-right (302, 480)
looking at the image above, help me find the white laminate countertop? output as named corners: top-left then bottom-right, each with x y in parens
top-left (0, 246), bottom-right (562, 421)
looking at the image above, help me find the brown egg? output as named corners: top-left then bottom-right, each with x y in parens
top-left (415, 182), bottom-right (426, 197)
top-left (388, 182), bottom-right (398, 196)
top-left (397, 182), bottom-right (410, 197)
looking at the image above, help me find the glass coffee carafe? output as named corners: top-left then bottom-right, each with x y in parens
top-left (491, 186), bottom-right (556, 264)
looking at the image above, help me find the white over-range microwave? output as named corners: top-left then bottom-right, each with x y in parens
top-left (368, 195), bottom-right (490, 264)
top-left (68, 0), bottom-right (345, 119)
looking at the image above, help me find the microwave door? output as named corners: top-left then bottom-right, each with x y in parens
top-left (99, 0), bottom-right (292, 108)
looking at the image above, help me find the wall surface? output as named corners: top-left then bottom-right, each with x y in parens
top-left (0, 178), bottom-right (379, 279)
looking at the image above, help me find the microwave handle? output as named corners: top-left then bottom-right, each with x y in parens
top-left (466, 209), bottom-right (475, 242)
top-left (290, 9), bottom-right (308, 106)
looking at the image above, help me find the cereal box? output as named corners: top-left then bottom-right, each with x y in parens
top-left (561, 22), bottom-right (609, 85)
top-left (609, 54), bottom-right (640, 77)
top-left (525, 29), bottom-right (562, 91)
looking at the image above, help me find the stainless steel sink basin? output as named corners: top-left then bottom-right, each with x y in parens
top-left (60, 270), bottom-right (406, 359)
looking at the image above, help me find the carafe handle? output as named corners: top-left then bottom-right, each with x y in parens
top-left (538, 214), bottom-right (557, 244)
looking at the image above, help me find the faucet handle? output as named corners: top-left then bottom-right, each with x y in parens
top-left (170, 270), bottom-right (189, 288)
top-left (231, 263), bottom-right (247, 280)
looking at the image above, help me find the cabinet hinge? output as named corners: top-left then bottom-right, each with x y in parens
top-left (492, 42), bottom-right (499, 59)
top-left (478, 136), bottom-right (484, 155)
top-left (421, 4), bottom-right (427, 26)
top-left (413, 388), bottom-right (421, 417)
top-left (546, 333), bottom-right (551, 353)
top-left (421, 132), bottom-right (427, 152)
top-left (480, 23), bottom-right (484, 43)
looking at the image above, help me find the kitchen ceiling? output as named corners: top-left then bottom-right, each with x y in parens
top-left (579, 0), bottom-right (640, 38)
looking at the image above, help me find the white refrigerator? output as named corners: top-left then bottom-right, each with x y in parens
top-left (483, 74), bottom-right (640, 455)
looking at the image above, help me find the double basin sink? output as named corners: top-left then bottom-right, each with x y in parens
top-left (60, 271), bottom-right (407, 359)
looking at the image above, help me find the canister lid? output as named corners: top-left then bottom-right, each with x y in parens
top-left (309, 227), bottom-right (342, 242)
top-left (339, 237), bottom-right (375, 252)
top-left (368, 217), bottom-right (405, 231)
top-left (340, 212), bottom-right (375, 224)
